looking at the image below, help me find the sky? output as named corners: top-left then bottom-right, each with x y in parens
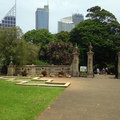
top-left (0, 0), bottom-right (120, 34)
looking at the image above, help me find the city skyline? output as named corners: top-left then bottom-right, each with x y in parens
top-left (0, 0), bottom-right (120, 34)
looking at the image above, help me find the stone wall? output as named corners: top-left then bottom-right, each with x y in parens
top-left (14, 65), bottom-right (72, 76)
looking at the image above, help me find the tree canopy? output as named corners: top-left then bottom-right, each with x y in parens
top-left (40, 42), bottom-right (73, 65)
top-left (0, 27), bottom-right (39, 68)
top-left (23, 29), bottom-right (55, 46)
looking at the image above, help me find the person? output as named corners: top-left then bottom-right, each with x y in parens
top-left (96, 68), bottom-right (100, 74)
top-left (102, 68), bottom-right (105, 74)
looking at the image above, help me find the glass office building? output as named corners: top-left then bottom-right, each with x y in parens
top-left (0, 4), bottom-right (16, 28)
top-left (58, 17), bottom-right (75, 32)
top-left (58, 13), bottom-right (84, 33)
top-left (72, 14), bottom-right (84, 26)
top-left (36, 5), bottom-right (49, 30)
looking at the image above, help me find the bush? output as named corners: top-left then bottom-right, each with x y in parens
top-left (80, 72), bottom-right (87, 77)
top-left (58, 74), bottom-right (63, 77)
top-left (21, 69), bottom-right (27, 76)
top-left (65, 74), bottom-right (71, 78)
top-left (58, 71), bottom-right (64, 76)
top-left (50, 73), bottom-right (55, 77)
top-left (41, 71), bottom-right (47, 76)
top-left (40, 74), bottom-right (44, 77)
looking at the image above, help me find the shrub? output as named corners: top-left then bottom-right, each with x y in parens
top-left (41, 71), bottom-right (47, 76)
top-left (65, 74), bottom-right (71, 78)
top-left (58, 71), bottom-right (64, 76)
top-left (80, 72), bottom-right (87, 77)
top-left (50, 73), bottom-right (55, 77)
top-left (58, 74), bottom-right (63, 77)
top-left (40, 74), bottom-right (44, 77)
top-left (21, 69), bottom-right (27, 76)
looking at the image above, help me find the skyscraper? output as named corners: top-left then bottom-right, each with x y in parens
top-left (72, 13), bottom-right (84, 26)
top-left (58, 13), bottom-right (84, 33)
top-left (0, 4), bottom-right (16, 28)
top-left (58, 17), bottom-right (75, 33)
top-left (35, 5), bottom-right (49, 30)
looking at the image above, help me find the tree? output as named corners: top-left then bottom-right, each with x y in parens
top-left (14, 39), bottom-right (39, 65)
top-left (55, 31), bottom-right (70, 42)
top-left (0, 27), bottom-right (39, 67)
top-left (23, 29), bottom-right (55, 46)
top-left (0, 27), bottom-right (22, 66)
top-left (86, 6), bottom-right (117, 23)
top-left (69, 6), bottom-right (120, 72)
top-left (40, 42), bottom-right (73, 65)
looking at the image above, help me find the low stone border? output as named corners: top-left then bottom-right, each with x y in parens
top-left (1, 76), bottom-right (70, 88)
top-left (15, 77), bottom-right (70, 88)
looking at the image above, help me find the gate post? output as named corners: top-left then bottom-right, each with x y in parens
top-left (117, 52), bottom-right (120, 79)
top-left (87, 43), bottom-right (94, 78)
top-left (71, 45), bottom-right (80, 77)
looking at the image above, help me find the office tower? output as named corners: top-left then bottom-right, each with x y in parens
top-left (0, 4), bottom-right (16, 28)
top-left (36, 5), bottom-right (49, 30)
top-left (58, 13), bottom-right (84, 33)
top-left (72, 13), bottom-right (84, 26)
top-left (58, 17), bottom-right (75, 33)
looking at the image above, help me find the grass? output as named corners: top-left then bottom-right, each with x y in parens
top-left (0, 79), bottom-right (65, 120)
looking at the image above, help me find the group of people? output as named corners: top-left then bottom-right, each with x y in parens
top-left (96, 67), bottom-right (108, 75)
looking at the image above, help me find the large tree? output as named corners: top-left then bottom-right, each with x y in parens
top-left (0, 27), bottom-right (39, 67)
top-left (69, 6), bottom-right (120, 72)
top-left (40, 42), bottom-right (73, 65)
top-left (23, 29), bottom-right (55, 46)
top-left (0, 27), bottom-right (22, 66)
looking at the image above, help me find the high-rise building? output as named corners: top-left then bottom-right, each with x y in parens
top-left (35, 5), bottom-right (49, 30)
top-left (58, 13), bottom-right (84, 33)
top-left (58, 17), bottom-right (75, 33)
top-left (72, 14), bottom-right (84, 26)
top-left (0, 4), bottom-right (16, 28)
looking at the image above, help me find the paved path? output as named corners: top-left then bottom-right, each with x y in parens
top-left (36, 75), bottom-right (120, 120)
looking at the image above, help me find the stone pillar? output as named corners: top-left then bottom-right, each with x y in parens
top-left (7, 56), bottom-right (16, 76)
top-left (87, 43), bottom-right (94, 78)
top-left (71, 45), bottom-right (80, 77)
top-left (117, 52), bottom-right (120, 79)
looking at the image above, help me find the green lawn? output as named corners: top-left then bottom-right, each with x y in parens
top-left (0, 79), bottom-right (65, 120)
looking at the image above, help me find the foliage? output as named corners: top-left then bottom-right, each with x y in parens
top-left (35, 60), bottom-right (49, 65)
top-left (41, 71), bottom-right (47, 76)
top-left (50, 73), bottom-right (55, 77)
top-left (0, 27), bottom-right (21, 66)
top-left (24, 29), bottom-right (55, 46)
top-left (0, 27), bottom-right (40, 68)
top-left (58, 71), bottom-right (64, 76)
top-left (40, 42), bottom-right (73, 65)
top-left (65, 74), bottom-right (71, 78)
top-left (69, 6), bottom-right (120, 70)
top-left (80, 72), bottom-right (87, 77)
top-left (0, 79), bottom-right (65, 120)
top-left (55, 31), bottom-right (70, 42)
top-left (86, 6), bottom-right (117, 23)
top-left (13, 39), bottom-right (39, 65)
top-left (21, 69), bottom-right (27, 76)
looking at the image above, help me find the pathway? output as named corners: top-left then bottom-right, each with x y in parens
top-left (36, 75), bottom-right (120, 120)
